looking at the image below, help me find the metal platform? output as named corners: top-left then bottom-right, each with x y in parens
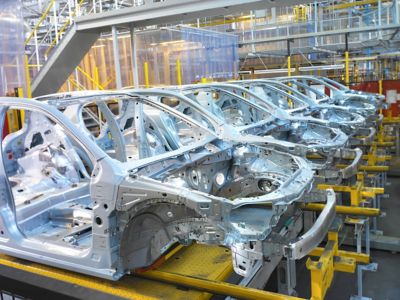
top-left (31, 0), bottom-right (313, 97)
top-left (0, 243), bottom-right (236, 300)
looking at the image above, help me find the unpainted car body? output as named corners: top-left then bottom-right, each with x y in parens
top-left (232, 79), bottom-right (375, 146)
top-left (2, 95), bottom-right (332, 279)
top-left (277, 76), bottom-right (382, 125)
top-left (147, 84), bottom-right (361, 182)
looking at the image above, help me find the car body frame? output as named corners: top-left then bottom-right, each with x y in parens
top-left (2, 95), bottom-right (333, 279)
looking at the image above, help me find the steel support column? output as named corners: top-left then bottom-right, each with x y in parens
top-left (130, 26), bottom-right (139, 88)
top-left (112, 26), bottom-right (122, 89)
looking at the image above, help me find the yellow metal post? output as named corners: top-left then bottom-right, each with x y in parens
top-left (378, 79), bottom-right (383, 95)
top-left (345, 51), bottom-right (350, 87)
top-left (144, 61), bottom-right (150, 88)
top-left (176, 58), bottom-right (182, 86)
top-left (345, 33), bottom-right (350, 87)
top-left (25, 55), bottom-right (32, 98)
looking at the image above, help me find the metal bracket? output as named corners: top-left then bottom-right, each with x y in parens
top-left (350, 263), bottom-right (378, 300)
top-left (277, 258), bottom-right (297, 296)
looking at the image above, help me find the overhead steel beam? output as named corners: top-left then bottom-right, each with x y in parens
top-left (239, 24), bottom-right (400, 45)
top-left (74, 0), bottom-right (314, 31)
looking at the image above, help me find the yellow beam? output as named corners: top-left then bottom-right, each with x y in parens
top-left (361, 187), bottom-right (384, 197)
top-left (137, 270), bottom-right (305, 300)
top-left (379, 79), bottom-right (383, 95)
top-left (144, 62), bottom-right (150, 88)
top-left (301, 203), bottom-right (380, 217)
top-left (359, 165), bottom-right (389, 172)
top-left (176, 58), bottom-right (182, 86)
top-left (318, 181), bottom-right (384, 207)
top-left (287, 56), bottom-right (292, 77)
top-left (309, 248), bottom-right (370, 264)
top-left (25, 55), bottom-right (32, 98)
top-left (318, 183), bottom-right (384, 196)
top-left (361, 155), bottom-right (392, 162)
top-left (327, 0), bottom-right (382, 10)
top-left (376, 136), bottom-right (396, 141)
top-left (372, 141), bottom-right (395, 147)
top-left (335, 164), bottom-right (389, 172)
top-left (345, 51), bottom-right (350, 87)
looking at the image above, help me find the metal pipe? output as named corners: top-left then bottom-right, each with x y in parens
top-left (112, 26), bottom-right (122, 89)
top-left (301, 203), bottom-right (380, 217)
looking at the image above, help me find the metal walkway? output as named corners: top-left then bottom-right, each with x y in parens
top-left (30, 0), bottom-right (312, 97)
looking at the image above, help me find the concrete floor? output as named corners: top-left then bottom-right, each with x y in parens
top-left (294, 174), bottom-right (400, 300)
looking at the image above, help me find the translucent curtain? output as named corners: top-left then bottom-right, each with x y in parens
top-left (0, 0), bottom-right (26, 96)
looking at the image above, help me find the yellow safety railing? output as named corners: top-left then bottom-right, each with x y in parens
top-left (24, 0), bottom-right (56, 46)
top-left (44, 0), bottom-right (86, 58)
